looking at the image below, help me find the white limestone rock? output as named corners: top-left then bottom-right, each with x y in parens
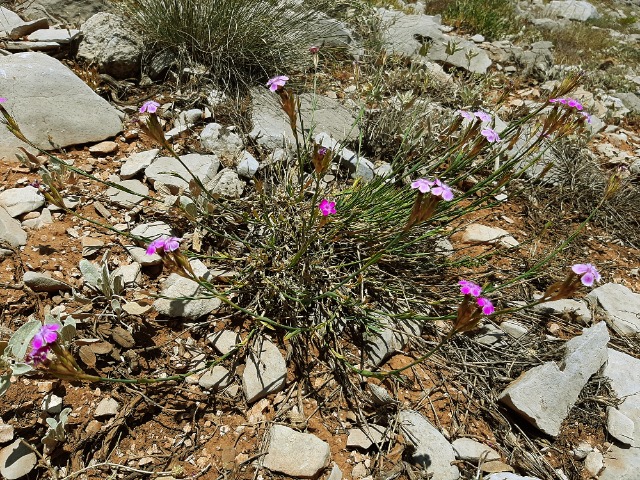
top-left (498, 322), bottom-right (609, 436)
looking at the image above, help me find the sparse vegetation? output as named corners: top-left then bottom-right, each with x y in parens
top-left (425, 0), bottom-right (521, 40)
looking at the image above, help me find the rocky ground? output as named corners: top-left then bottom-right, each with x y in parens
top-left (1, 0), bottom-right (640, 479)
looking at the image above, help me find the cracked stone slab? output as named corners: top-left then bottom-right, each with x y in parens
top-left (498, 322), bottom-right (609, 436)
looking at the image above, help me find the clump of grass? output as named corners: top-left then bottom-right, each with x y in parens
top-left (536, 23), bottom-right (615, 67)
top-left (113, 0), bottom-right (334, 89)
top-left (424, 0), bottom-right (520, 40)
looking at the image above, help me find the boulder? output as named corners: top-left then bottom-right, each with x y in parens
top-left (546, 1), bottom-right (599, 21)
top-left (498, 322), bottom-right (609, 436)
top-left (77, 12), bottom-right (143, 78)
top-left (0, 52), bottom-right (123, 161)
top-left (379, 9), bottom-right (491, 74)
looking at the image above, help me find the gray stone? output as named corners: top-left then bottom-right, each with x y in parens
top-left (113, 263), bottom-right (141, 286)
top-left (120, 149), bottom-right (159, 179)
top-left (21, 207), bottom-right (53, 230)
top-left (398, 410), bottom-right (460, 480)
top-left (546, 1), bottom-right (599, 21)
top-left (77, 12), bottom-right (143, 79)
top-left (5, 17), bottom-right (49, 40)
top-left (205, 168), bottom-right (245, 198)
top-left (499, 320), bottom-right (528, 339)
top-left (250, 88), bottom-right (360, 148)
top-left (124, 245), bottom-right (162, 266)
top-left (263, 425), bottom-right (330, 478)
top-left (573, 441), bottom-right (593, 460)
top-left (4, 40), bottom-right (60, 52)
top-left (587, 283), bottom-right (640, 335)
top-left (327, 463), bottom-right (342, 480)
top-left (199, 366), bottom-right (233, 391)
top-left (207, 330), bottom-right (240, 355)
top-left (461, 224), bottom-right (519, 248)
top-left (0, 186), bottom-right (44, 217)
top-left (106, 179), bottom-right (148, 207)
top-left (236, 151), bottom-right (260, 178)
top-left (145, 153), bottom-right (220, 193)
top-left (0, 249), bottom-right (12, 260)
top-left (154, 274), bottom-right (221, 320)
top-left (0, 207), bottom-right (27, 247)
top-left (498, 322), bottom-right (609, 436)
top-left (347, 424), bottom-right (386, 450)
top-left (613, 92), bottom-right (640, 115)
top-left (130, 221), bottom-right (172, 241)
top-left (20, 0), bottom-right (112, 24)
top-left (200, 123), bottom-right (243, 159)
top-left (315, 132), bottom-right (374, 181)
top-left (474, 323), bottom-right (508, 346)
top-left (0, 439), bottom-right (37, 480)
top-left (242, 337), bottom-right (286, 403)
top-left (26, 28), bottom-right (80, 43)
top-left (365, 320), bottom-right (408, 367)
top-left (607, 407), bottom-right (635, 445)
top-left (94, 397), bottom-right (119, 417)
top-left (23, 271), bottom-right (72, 292)
top-left (0, 52), bottom-right (123, 161)
top-left (379, 9), bottom-right (491, 74)
top-left (584, 450), bottom-right (604, 476)
top-left (0, 423), bottom-right (14, 443)
top-left (452, 438), bottom-right (500, 463)
top-left (600, 348), bottom-right (640, 479)
top-left (533, 299), bottom-right (592, 324)
top-left (41, 393), bottom-right (62, 414)
top-left (0, 7), bottom-right (24, 33)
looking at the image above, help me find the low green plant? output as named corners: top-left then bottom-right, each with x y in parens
top-left (424, 0), bottom-right (520, 40)
top-left (113, 0), bottom-right (335, 89)
top-left (0, 64), bottom-right (606, 391)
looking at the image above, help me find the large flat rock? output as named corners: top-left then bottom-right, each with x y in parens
top-left (599, 349), bottom-right (640, 480)
top-left (0, 52), bottom-right (123, 161)
top-left (498, 322), bottom-right (609, 436)
top-left (263, 425), bottom-right (330, 478)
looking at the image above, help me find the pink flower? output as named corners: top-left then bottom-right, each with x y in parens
top-left (580, 111), bottom-right (592, 123)
top-left (266, 75), bottom-right (289, 92)
top-left (139, 100), bottom-right (160, 114)
top-left (477, 297), bottom-right (494, 315)
top-left (459, 280), bottom-right (482, 297)
top-left (572, 263), bottom-right (601, 287)
top-left (431, 178), bottom-right (454, 201)
top-left (146, 236), bottom-right (182, 255)
top-left (474, 111), bottom-right (492, 123)
top-left (31, 324), bottom-right (60, 350)
top-left (481, 128), bottom-right (501, 143)
top-left (318, 147), bottom-right (328, 156)
top-left (567, 98), bottom-right (583, 110)
top-left (27, 345), bottom-right (51, 365)
top-left (0, 97), bottom-right (6, 103)
top-left (458, 110), bottom-right (474, 121)
top-left (318, 199), bottom-right (336, 216)
top-left (309, 46), bottom-right (319, 54)
top-left (410, 178), bottom-right (434, 193)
